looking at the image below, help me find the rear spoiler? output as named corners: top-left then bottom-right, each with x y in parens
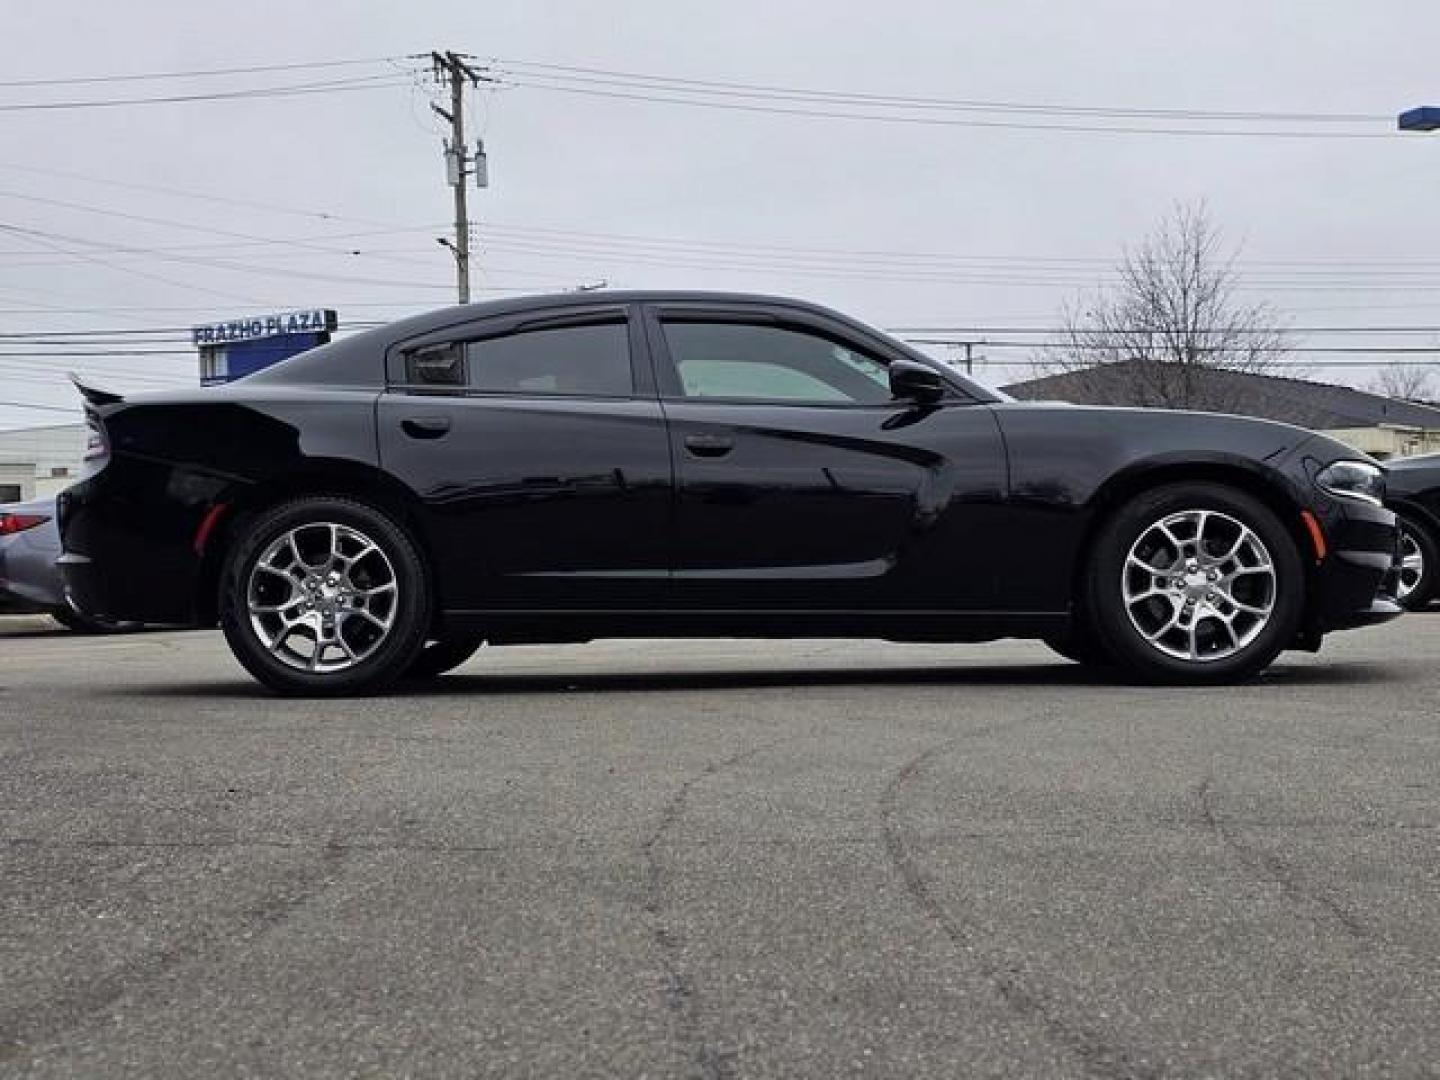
top-left (69, 373), bottom-right (124, 407)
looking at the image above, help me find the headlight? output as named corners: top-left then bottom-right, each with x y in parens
top-left (1315, 460), bottom-right (1385, 506)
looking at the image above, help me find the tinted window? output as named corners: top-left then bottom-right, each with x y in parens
top-left (405, 343), bottom-right (466, 387)
top-left (662, 321), bottom-right (892, 404)
top-left (467, 322), bottom-right (633, 396)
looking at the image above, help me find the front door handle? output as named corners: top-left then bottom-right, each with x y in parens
top-left (683, 434), bottom-right (734, 458)
top-left (401, 416), bottom-right (452, 439)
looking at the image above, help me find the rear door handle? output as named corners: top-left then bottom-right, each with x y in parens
top-left (683, 434), bottom-right (734, 458)
top-left (401, 416), bottom-right (452, 439)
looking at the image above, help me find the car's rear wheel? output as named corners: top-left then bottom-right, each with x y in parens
top-left (1085, 483), bottom-right (1304, 684)
top-left (219, 497), bottom-right (431, 696)
top-left (406, 631), bottom-right (485, 679)
top-left (1394, 514), bottom-right (1437, 611)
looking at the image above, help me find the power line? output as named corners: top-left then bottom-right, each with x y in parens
top-left (0, 348), bottom-right (196, 357)
top-left (0, 292), bottom-right (534, 316)
top-left (0, 196), bottom-right (581, 290)
top-left (0, 328), bottom-right (194, 339)
top-left (902, 337), bottom-right (1440, 355)
top-left (0, 162), bottom-right (393, 225)
top-left (0, 221), bottom-right (599, 290)
top-left (8, 169), bottom-right (1440, 279)
top-left (445, 235), bottom-right (1440, 292)
top-left (0, 72), bottom-right (417, 113)
top-left (0, 225), bottom-right (447, 259)
top-left (890, 325), bottom-right (1440, 335)
top-left (495, 70), bottom-right (1398, 139)
top-left (475, 221), bottom-right (1440, 270)
top-left (0, 366), bottom-right (193, 390)
top-left (0, 188), bottom-right (400, 252)
top-left (496, 59), bottom-right (1388, 124)
top-left (0, 57), bottom-right (401, 89)
top-left (0, 399), bottom-right (76, 414)
top-left (0, 222), bottom-right (276, 307)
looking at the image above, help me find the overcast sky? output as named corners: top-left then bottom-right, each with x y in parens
top-left (3, 0), bottom-right (1440, 429)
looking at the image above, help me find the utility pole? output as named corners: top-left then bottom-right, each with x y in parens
top-left (431, 51), bottom-right (491, 304)
top-left (948, 341), bottom-right (983, 375)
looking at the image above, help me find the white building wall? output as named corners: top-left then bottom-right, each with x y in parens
top-left (0, 423), bottom-right (85, 501)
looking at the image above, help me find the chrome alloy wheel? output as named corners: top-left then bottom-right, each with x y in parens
top-left (1396, 529), bottom-right (1425, 603)
top-left (246, 522), bottom-right (399, 673)
top-left (1121, 509), bottom-right (1277, 663)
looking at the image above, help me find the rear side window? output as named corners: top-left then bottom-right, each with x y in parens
top-left (405, 343), bottom-right (466, 387)
top-left (469, 322), bottom-right (633, 396)
top-left (402, 321), bottom-right (635, 396)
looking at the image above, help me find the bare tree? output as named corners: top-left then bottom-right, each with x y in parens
top-left (1367, 363), bottom-right (1438, 404)
top-left (1040, 203), bottom-right (1289, 412)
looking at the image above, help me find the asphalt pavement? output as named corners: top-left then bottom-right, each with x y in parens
top-left (1, 615), bottom-right (1437, 1078)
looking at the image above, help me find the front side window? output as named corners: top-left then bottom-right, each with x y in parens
top-left (661, 321), bottom-right (893, 405)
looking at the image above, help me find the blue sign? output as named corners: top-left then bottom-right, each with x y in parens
top-left (195, 309), bottom-right (337, 386)
top-left (1398, 107), bottom-right (1440, 132)
top-left (192, 309), bottom-right (336, 346)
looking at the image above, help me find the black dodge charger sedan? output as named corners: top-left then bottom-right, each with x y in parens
top-left (59, 292), bottom-right (1402, 694)
top-left (1384, 452), bottom-right (1440, 609)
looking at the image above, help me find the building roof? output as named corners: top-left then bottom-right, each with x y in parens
top-left (1001, 363), bottom-right (1440, 431)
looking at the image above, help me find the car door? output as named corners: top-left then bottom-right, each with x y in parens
top-left (645, 303), bottom-right (1008, 611)
top-left (377, 304), bottom-right (672, 611)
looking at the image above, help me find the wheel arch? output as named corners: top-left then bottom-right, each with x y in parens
top-left (1387, 496), bottom-right (1440, 545)
top-left (194, 459), bottom-right (433, 625)
top-left (1070, 457), bottom-right (1320, 619)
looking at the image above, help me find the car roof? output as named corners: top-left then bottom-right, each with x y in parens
top-left (363, 290), bottom-right (852, 340)
top-left (243, 291), bottom-right (849, 389)
top-left (240, 290), bottom-right (1001, 404)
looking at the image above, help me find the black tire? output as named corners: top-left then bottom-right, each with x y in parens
top-left (1395, 513), bottom-right (1438, 611)
top-left (219, 497), bottom-right (432, 696)
top-left (1084, 483), bottom-right (1304, 685)
top-left (1042, 629), bottom-right (1113, 667)
top-left (50, 606), bottom-right (124, 634)
top-left (406, 632), bottom-right (485, 679)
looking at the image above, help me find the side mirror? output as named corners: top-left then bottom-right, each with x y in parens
top-left (889, 359), bottom-right (946, 403)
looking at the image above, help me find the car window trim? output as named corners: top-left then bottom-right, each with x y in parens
top-left (384, 304), bottom-right (656, 400)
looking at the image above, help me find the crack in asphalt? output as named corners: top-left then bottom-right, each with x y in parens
top-left (3, 815), bottom-right (1436, 855)
top-left (1195, 776), bottom-right (1368, 939)
top-left (642, 742), bottom-right (778, 1080)
top-left (879, 723), bottom-right (1161, 1080)
top-left (0, 841), bottom-right (349, 1060)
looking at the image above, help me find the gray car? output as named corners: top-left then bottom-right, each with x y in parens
top-left (0, 497), bottom-right (114, 632)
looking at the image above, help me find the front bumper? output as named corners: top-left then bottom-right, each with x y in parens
top-left (1307, 494), bottom-right (1404, 633)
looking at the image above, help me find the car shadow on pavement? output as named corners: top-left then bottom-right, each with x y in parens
top-left (111, 659), bottom-right (1399, 700)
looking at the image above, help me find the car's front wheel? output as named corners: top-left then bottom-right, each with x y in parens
top-left (1395, 514), bottom-right (1437, 611)
top-left (219, 497), bottom-right (432, 696)
top-left (1085, 483), bottom-right (1304, 684)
